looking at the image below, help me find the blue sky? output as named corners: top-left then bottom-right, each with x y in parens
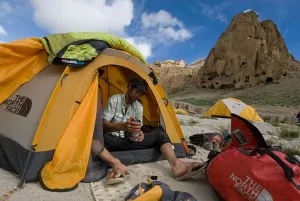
top-left (0, 0), bottom-right (299, 64)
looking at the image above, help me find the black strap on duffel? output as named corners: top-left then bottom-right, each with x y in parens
top-left (250, 148), bottom-right (300, 190)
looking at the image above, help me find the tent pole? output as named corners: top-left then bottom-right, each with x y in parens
top-left (17, 145), bottom-right (36, 188)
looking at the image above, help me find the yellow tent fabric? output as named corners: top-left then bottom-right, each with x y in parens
top-left (0, 38), bottom-right (49, 104)
top-left (40, 76), bottom-right (98, 190)
top-left (203, 98), bottom-right (263, 122)
top-left (129, 185), bottom-right (163, 201)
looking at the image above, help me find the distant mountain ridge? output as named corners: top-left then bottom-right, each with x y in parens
top-left (150, 59), bottom-right (206, 68)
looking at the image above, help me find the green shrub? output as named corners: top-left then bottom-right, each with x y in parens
top-left (280, 127), bottom-right (300, 138)
top-left (270, 121), bottom-right (280, 127)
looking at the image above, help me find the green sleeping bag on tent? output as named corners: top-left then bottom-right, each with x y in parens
top-left (41, 32), bottom-right (147, 67)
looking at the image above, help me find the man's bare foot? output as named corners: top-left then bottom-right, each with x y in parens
top-left (172, 160), bottom-right (203, 177)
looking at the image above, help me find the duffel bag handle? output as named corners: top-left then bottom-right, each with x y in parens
top-left (250, 148), bottom-right (300, 190)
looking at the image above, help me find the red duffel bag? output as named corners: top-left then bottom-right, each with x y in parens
top-left (206, 114), bottom-right (300, 201)
top-left (207, 148), bottom-right (300, 201)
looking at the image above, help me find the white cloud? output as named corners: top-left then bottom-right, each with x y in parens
top-left (158, 27), bottom-right (192, 41)
top-left (195, 1), bottom-right (229, 23)
top-left (30, 0), bottom-right (134, 35)
top-left (0, 2), bottom-right (12, 16)
top-left (126, 37), bottom-right (152, 59)
top-left (30, 0), bottom-right (156, 58)
top-left (243, 9), bottom-right (252, 13)
top-left (243, 9), bottom-right (260, 21)
top-left (0, 40), bottom-right (5, 43)
top-left (0, 25), bottom-right (8, 35)
top-left (142, 10), bottom-right (183, 29)
top-left (243, 9), bottom-right (259, 16)
top-left (141, 10), bottom-right (193, 43)
top-left (29, 1), bottom-right (193, 60)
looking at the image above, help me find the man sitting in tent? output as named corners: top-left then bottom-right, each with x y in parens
top-left (95, 78), bottom-right (204, 183)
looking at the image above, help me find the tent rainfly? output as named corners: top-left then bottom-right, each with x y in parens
top-left (203, 98), bottom-right (263, 122)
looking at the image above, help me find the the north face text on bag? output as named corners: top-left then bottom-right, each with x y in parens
top-left (230, 173), bottom-right (273, 201)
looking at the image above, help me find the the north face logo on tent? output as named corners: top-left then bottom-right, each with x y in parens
top-left (230, 173), bottom-right (273, 201)
top-left (1, 95), bottom-right (32, 117)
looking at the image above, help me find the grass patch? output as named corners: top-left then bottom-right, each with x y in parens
top-left (179, 98), bottom-right (218, 106)
top-left (188, 118), bottom-right (198, 126)
top-left (281, 147), bottom-right (300, 156)
top-left (279, 127), bottom-right (300, 138)
top-left (169, 89), bottom-right (197, 99)
top-left (270, 121), bottom-right (280, 127)
top-left (178, 119), bottom-right (184, 125)
top-left (266, 138), bottom-right (300, 155)
top-left (234, 86), bottom-right (300, 107)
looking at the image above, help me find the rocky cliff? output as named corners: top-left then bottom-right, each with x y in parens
top-left (187, 59), bottom-right (206, 68)
top-left (150, 59), bottom-right (186, 68)
top-left (151, 65), bottom-right (198, 93)
top-left (150, 59), bottom-right (204, 93)
top-left (198, 11), bottom-right (300, 89)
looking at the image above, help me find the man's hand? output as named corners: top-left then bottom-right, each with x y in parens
top-left (138, 131), bottom-right (144, 142)
top-left (108, 159), bottom-right (129, 179)
top-left (96, 148), bottom-right (129, 180)
top-left (124, 117), bottom-right (141, 133)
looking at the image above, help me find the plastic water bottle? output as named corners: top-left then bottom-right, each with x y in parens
top-left (129, 119), bottom-right (141, 141)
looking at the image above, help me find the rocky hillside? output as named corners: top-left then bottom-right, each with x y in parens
top-left (150, 59), bottom-right (205, 93)
top-left (198, 11), bottom-right (300, 89)
top-left (150, 59), bottom-right (186, 68)
top-left (187, 59), bottom-right (206, 68)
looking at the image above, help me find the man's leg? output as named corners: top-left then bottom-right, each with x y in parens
top-left (160, 143), bottom-right (201, 177)
top-left (143, 127), bottom-right (203, 177)
top-left (104, 133), bottom-right (135, 151)
top-left (103, 128), bottom-right (203, 178)
top-left (104, 131), bottom-right (157, 151)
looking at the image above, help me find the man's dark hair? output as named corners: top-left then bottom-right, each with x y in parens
top-left (129, 77), bottom-right (148, 94)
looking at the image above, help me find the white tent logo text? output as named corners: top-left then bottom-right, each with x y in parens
top-left (230, 173), bottom-right (273, 201)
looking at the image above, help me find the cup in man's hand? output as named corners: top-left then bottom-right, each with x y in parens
top-left (129, 120), bottom-right (141, 141)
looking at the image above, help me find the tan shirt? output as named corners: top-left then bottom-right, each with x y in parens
top-left (103, 94), bottom-right (143, 138)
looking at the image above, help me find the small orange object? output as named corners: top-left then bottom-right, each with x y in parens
top-left (182, 140), bottom-right (190, 155)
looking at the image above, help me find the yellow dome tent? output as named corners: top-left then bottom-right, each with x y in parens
top-left (0, 33), bottom-right (187, 192)
top-left (203, 98), bottom-right (263, 122)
